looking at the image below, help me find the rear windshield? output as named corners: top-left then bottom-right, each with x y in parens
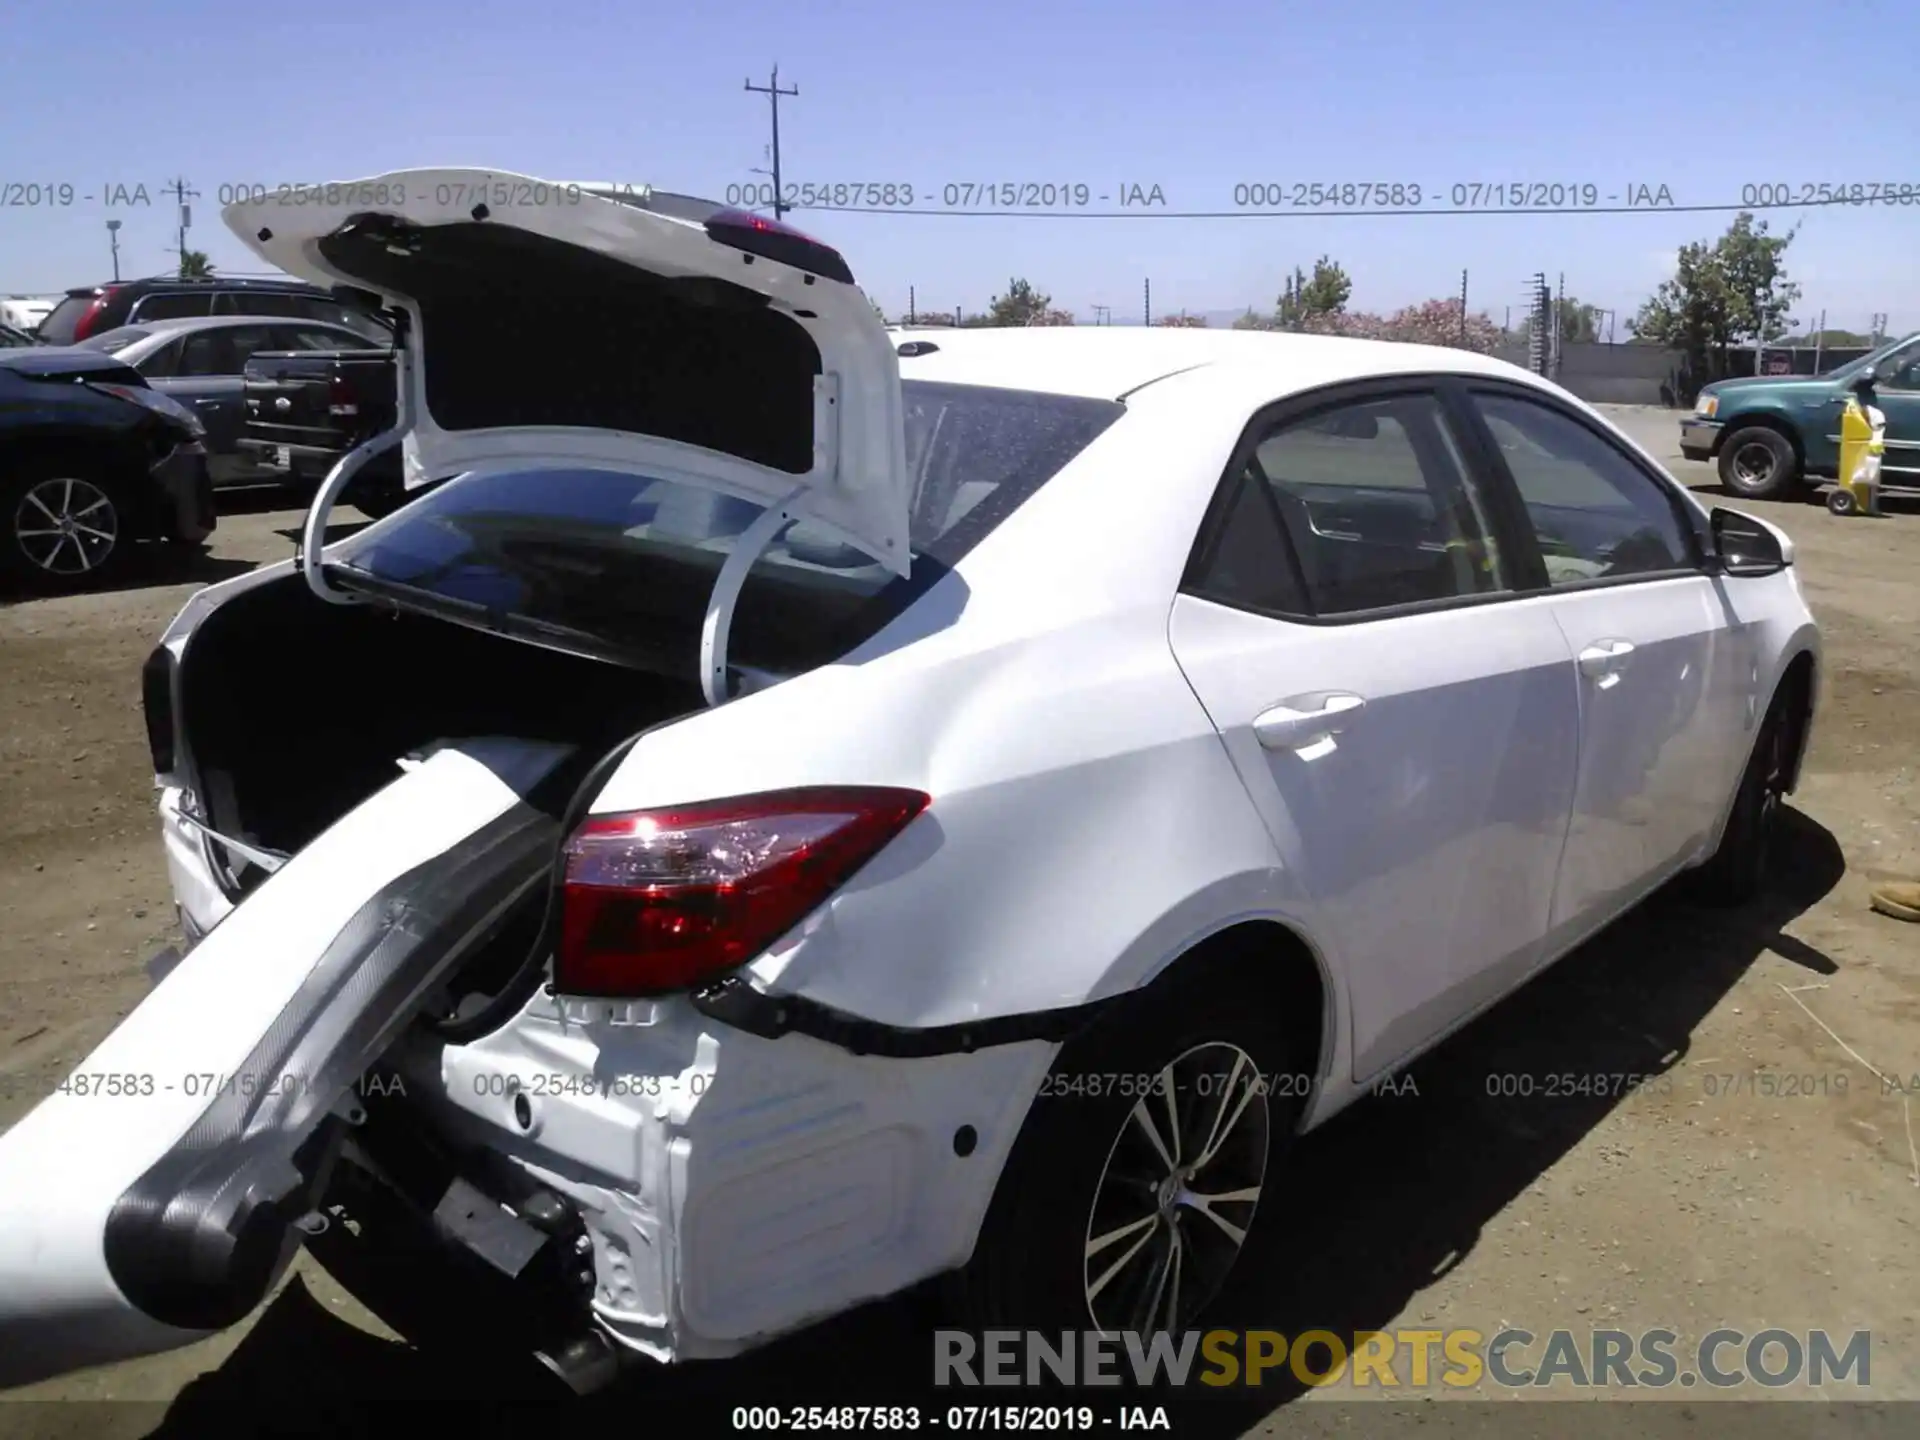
top-left (77, 326), bottom-right (150, 355)
top-left (330, 380), bottom-right (1125, 677)
top-left (36, 295), bottom-right (98, 346)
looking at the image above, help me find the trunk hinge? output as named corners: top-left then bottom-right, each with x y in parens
top-left (698, 484), bottom-right (809, 708)
top-left (298, 337), bottom-right (418, 607)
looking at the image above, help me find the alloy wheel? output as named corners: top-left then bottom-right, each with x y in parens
top-left (1081, 1041), bottom-right (1271, 1335)
top-left (13, 477), bottom-right (119, 576)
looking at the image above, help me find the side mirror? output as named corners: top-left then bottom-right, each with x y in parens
top-left (1711, 507), bottom-right (1787, 577)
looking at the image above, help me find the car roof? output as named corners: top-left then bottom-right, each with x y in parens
top-left (894, 326), bottom-right (1539, 402)
top-left (64, 276), bottom-right (326, 297)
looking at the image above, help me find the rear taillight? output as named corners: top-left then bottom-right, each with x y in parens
top-left (69, 289), bottom-right (118, 343)
top-left (703, 208), bottom-right (856, 285)
top-left (554, 786), bottom-right (929, 997)
top-left (328, 373), bottom-right (359, 417)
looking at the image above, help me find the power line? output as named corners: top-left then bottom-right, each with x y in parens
top-left (744, 65), bottom-right (799, 219)
top-left (776, 196), bottom-right (1903, 220)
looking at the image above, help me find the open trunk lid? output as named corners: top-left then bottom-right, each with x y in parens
top-left (220, 168), bottom-right (910, 575)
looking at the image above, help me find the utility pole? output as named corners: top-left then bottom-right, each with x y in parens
top-left (106, 219), bottom-right (122, 282)
top-left (1459, 269), bottom-right (1468, 345)
top-left (1092, 304), bottom-right (1110, 326)
top-left (908, 286), bottom-right (916, 324)
top-left (744, 66), bottom-right (799, 219)
top-left (162, 176), bottom-right (199, 275)
top-left (1552, 272), bottom-right (1566, 379)
top-left (1143, 278), bottom-right (1151, 327)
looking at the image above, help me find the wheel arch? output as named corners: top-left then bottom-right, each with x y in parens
top-left (0, 429), bottom-right (166, 534)
top-left (1718, 412), bottom-right (1805, 463)
top-left (1113, 914), bottom-right (1338, 1122)
top-left (1775, 645), bottom-right (1817, 794)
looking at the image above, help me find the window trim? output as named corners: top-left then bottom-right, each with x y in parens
top-left (1180, 374), bottom-right (1551, 628)
top-left (1450, 378), bottom-right (1713, 594)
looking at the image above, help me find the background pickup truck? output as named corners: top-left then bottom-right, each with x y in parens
top-left (1679, 329), bottom-right (1920, 501)
top-left (238, 346), bottom-right (410, 518)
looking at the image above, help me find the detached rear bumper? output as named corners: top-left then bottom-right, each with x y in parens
top-left (1679, 417), bottom-right (1723, 462)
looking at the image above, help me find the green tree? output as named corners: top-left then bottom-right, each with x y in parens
top-left (1231, 308), bottom-right (1274, 331)
top-left (986, 278), bottom-right (1051, 327)
top-left (178, 250), bottom-right (214, 278)
top-left (1556, 296), bottom-right (1600, 343)
top-left (1717, 212), bottom-right (1801, 345)
top-left (1157, 313), bottom-right (1208, 327)
top-left (1277, 255), bottom-right (1351, 329)
top-left (1631, 212), bottom-right (1800, 378)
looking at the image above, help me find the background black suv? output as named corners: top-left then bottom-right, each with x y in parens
top-left (36, 276), bottom-right (391, 347)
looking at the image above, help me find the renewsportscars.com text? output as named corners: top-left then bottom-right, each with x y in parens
top-left (933, 1327), bottom-right (1872, 1390)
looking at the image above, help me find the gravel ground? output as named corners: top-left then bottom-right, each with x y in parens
top-left (0, 415), bottom-right (1916, 1438)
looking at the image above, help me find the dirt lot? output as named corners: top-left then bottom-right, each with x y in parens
top-left (1, 417), bottom-right (1917, 1437)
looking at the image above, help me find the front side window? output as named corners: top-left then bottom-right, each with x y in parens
top-left (1471, 391), bottom-right (1694, 586)
top-left (175, 329), bottom-right (238, 377)
top-left (330, 380), bottom-right (1125, 674)
top-left (136, 337), bottom-right (182, 379)
top-left (1193, 392), bottom-right (1510, 618)
top-left (1876, 339), bottom-right (1920, 391)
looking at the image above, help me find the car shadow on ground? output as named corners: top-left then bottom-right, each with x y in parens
top-left (136, 809), bottom-right (1846, 1439)
top-left (0, 543), bottom-right (256, 607)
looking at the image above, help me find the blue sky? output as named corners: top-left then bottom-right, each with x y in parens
top-left (2, 0), bottom-right (1914, 332)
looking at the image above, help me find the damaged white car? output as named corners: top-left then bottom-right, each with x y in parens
top-left (0, 169), bottom-right (1820, 1392)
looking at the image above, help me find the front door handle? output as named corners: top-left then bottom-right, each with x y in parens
top-left (1254, 692), bottom-right (1366, 750)
top-left (1577, 638), bottom-right (1636, 683)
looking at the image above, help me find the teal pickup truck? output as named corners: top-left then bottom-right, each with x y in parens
top-left (1680, 330), bottom-right (1920, 500)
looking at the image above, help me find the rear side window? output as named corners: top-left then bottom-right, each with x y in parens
top-left (36, 295), bottom-right (98, 345)
top-left (1193, 392), bottom-right (1511, 619)
top-left (131, 292), bottom-right (214, 322)
top-left (331, 380), bottom-right (1124, 674)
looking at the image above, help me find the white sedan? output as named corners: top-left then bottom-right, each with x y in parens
top-left (0, 170), bottom-right (1819, 1390)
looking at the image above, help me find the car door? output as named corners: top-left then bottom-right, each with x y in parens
top-left (1456, 383), bottom-right (1753, 947)
top-left (1168, 381), bottom-right (1582, 1081)
top-left (144, 327), bottom-right (249, 478)
top-left (1870, 338), bottom-right (1920, 483)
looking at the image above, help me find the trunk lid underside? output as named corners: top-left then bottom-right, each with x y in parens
top-left (221, 168), bottom-right (911, 574)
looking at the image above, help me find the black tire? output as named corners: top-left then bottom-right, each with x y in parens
top-left (949, 957), bottom-right (1311, 1337)
top-left (0, 454), bottom-right (136, 593)
top-left (1716, 426), bottom-right (1800, 501)
top-left (1687, 686), bottom-right (1799, 906)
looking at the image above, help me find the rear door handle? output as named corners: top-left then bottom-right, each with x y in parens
top-left (1253, 692), bottom-right (1366, 750)
top-left (1577, 638), bottom-right (1636, 683)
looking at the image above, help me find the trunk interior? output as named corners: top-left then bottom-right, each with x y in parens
top-left (177, 571), bottom-right (704, 876)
